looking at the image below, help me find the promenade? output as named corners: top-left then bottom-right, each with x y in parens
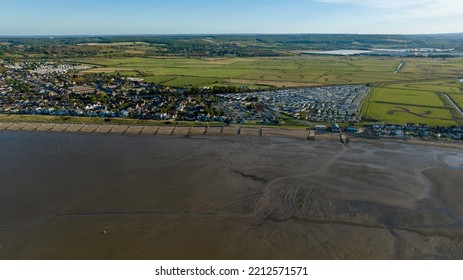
top-left (0, 122), bottom-right (324, 141)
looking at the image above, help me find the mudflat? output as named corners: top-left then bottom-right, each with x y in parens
top-left (0, 131), bottom-right (462, 259)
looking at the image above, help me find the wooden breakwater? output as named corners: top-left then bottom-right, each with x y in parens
top-left (0, 122), bottom-right (319, 141)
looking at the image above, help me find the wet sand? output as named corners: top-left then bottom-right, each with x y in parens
top-left (0, 129), bottom-right (463, 260)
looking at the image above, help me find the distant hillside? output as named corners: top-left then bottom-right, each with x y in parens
top-left (210, 33), bottom-right (463, 51)
top-left (1, 33), bottom-right (463, 55)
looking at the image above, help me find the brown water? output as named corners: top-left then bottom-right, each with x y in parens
top-left (1, 130), bottom-right (463, 259)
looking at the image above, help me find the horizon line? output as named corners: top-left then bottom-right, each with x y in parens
top-left (1, 31), bottom-right (463, 38)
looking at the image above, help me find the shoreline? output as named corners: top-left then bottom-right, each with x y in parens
top-left (1, 124), bottom-right (463, 259)
top-left (0, 121), bottom-right (308, 139)
top-left (1, 121), bottom-right (463, 150)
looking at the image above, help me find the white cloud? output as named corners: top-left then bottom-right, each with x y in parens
top-left (318, 0), bottom-right (430, 9)
top-left (318, 0), bottom-right (463, 18)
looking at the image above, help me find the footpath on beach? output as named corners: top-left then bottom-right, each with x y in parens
top-left (0, 122), bottom-right (329, 141)
top-left (2, 121), bottom-right (463, 149)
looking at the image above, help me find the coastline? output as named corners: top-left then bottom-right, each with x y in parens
top-left (1, 126), bottom-right (463, 259)
top-left (0, 121), bottom-right (317, 140)
top-left (1, 121), bottom-right (463, 150)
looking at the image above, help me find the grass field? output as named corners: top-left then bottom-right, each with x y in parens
top-left (385, 79), bottom-right (463, 94)
top-left (371, 86), bottom-right (445, 107)
top-left (77, 56), bottom-right (463, 88)
top-left (449, 93), bottom-right (463, 110)
top-left (364, 103), bottom-right (456, 126)
top-left (361, 81), bottom-right (462, 126)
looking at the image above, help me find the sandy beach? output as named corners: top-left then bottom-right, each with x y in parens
top-left (0, 122), bottom-right (315, 140)
top-left (0, 125), bottom-right (463, 259)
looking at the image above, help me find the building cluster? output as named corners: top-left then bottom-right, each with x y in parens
top-left (0, 62), bottom-right (179, 119)
top-left (6, 62), bottom-right (91, 74)
top-left (0, 61), bottom-right (234, 122)
top-left (215, 85), bottom-right (367, 124)
top-left (1, 61), bottom-right (369, 125)
top-left (361, 123), bottom-right (463, 140)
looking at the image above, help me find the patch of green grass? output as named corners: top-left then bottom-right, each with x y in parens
top-left (142, 75), bottom-right (179, 84)
top-left (362, 80), bottom-right (463, 126)
top-left (163, 76), bottom-right (224, 87)
top-left (365, 103), bottom-right (457, 126)
top-left (371, 86), bottom-right (445, 107)
top-left (0, 114), bottom-right (154, 125)
top-left (449, 93), bottom-right (463, 111)
top-left (0, 114), bottom-right (224, 126)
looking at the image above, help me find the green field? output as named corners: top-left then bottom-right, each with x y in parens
top-left (77, 56), bottom-right (463, 88)
top-left (361, 81), bottom-right (463, 126)
top-left (449, 93), bottom-right (463, 110)
top-left (363, 102), bottom-right (457, 126)
top-left (371, 86), bottom-right (445, 107)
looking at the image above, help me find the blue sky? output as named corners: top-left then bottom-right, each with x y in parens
top-left (0, 0), bottom-right (462, 35)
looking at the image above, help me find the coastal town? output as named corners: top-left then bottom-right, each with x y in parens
top-left (1, 60), bottom-right (463, 141)
top-left (0, 61), bottom-right (365, 124)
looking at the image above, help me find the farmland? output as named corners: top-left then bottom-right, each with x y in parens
top-left (77, 56), bottom-right (463, 87)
